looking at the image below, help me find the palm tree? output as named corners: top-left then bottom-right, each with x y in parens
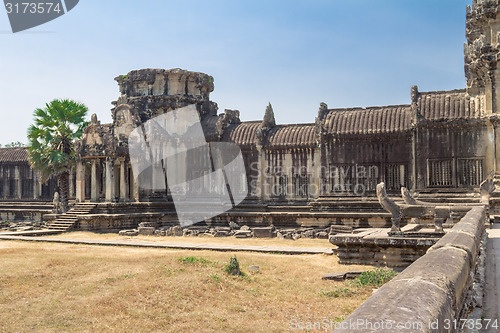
top-left (27, 99), bottom-right (88, 212)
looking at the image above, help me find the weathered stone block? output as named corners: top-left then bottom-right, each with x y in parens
top-left (316, 231), bottom-right (329, 239)
top-left (138, 222), bottom-right (158, 228)
top-left (234, 230), bottom-right (252, 238)
top-left (119, 229), bottom-right (138, 236)
top-left (138, 227), bottom-right (155, 235)
top-left (252, 227), bottom-right (272, 238)
top-left (322, 273), bottom-right (346, 281)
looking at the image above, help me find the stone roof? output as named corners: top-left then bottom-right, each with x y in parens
top-left (417, 90), bottom-right (478, 121)
top-left (323, 105), bottom-right (413, 135)
top-left (0, 147), bottom-right (28, 163)
top-left (266, 124), bottom-right (316, 148)
top-left (223, 122), bottom-right (260, 147)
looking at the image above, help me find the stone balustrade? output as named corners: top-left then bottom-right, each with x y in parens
top-left (334, 206), bottom-right (486, 332)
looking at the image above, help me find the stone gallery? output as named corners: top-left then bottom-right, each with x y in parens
top-left (1, 0), bottom-right (499, 230)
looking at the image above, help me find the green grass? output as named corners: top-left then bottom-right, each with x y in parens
top-left (321, 268), bottom-right (397, 299)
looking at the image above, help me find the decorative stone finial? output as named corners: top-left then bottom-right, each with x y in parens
top-left (411, 86), bottom-right (419, 104)
top-left (91, 113), bottom-right (98, 124)
top-left (318, 102), bottom-right (328, 120)
top-left (262, 103), bottom-right (276, 128)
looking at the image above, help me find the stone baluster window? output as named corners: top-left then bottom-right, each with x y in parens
top-left (293, 173), bottom-right (310, 198)
top-left (458, 158), bottom-right (484, 186)
top-left (385, 164), bottom-right (407, 191)
top-left (20, 165), bottom-right (33, 199)
top-left (271, 174), bottom-right (288, 197)
top-left (428, 159), bottom-right (454, 187)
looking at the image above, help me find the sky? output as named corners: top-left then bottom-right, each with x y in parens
top-left (0, 0), bottom-right (471, 145)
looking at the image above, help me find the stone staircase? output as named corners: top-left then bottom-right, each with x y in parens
top-left (46, 203), bottom-right (96, 232)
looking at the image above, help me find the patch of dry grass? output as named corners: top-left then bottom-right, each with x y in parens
top-left (43, 231), bottom-right (333, 248)
top-left (0, 241), bottom-right (373, 332)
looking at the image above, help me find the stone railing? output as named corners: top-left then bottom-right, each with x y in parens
top-left (377, 178), bottom-right (493, 235)
top-left (334, 206), bottom-right (486, 332)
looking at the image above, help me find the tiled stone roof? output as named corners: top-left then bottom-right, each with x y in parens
top-left (0, 147), bottom-right (28, 163)
top-left (417, 90), bottom-right (478, 120)
top-left (223, 122), bottom-right (260, 147)
top-left (267, 124), bottom-right (316, 147)
top-left (323, 105), bottom-right (413, 135)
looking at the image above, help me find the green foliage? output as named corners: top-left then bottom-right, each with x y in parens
top-left (3, 141), bottom-right (26, 148)
top-left (121, 75), bottom-right (127, 80)
top-left (209, 273), bottom-right (220, 281)
top-left (225, 256), bottom-right (243, 276)
top-left (178, 256), bottom-right (211, 265)
top-left (321, 287), bottom-right (355, 298)
top-left (27, 99), bottom-right (88, 181)
top-left (321, 268), bottom-right (397, 299)
top-left (350, 268), bottom-right (397, 288)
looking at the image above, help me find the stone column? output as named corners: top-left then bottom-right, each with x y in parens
top-left (119, 158), bottom-right (129, 202)
top-left (15, 166), bottom-right (22, 199)
top-left (486, 122), bottom-right (497, 176)
top-left (69, 169), bottom-right (75, 198)
top-left (76, 159), bottom-right (86, 202)
top-left (312, 147), bottom-right (321, 198)
top-left (105, 157), bottom-right (116, 202)
top-left (256, 146), bottom-right (267, 200)
top-left (3, 172), bottom-right (9, 198)
top-left (33, 172), bottom-right (39, 200)
top-left (91, 159), bottom-right (99, 202)
top-left (129, 165), bottom-right (140, 202)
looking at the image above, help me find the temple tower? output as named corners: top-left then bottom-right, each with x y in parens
top-left (465, 0), bottom-right (500, 114)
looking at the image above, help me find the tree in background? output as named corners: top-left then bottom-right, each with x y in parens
top-left (27, 99), bottom-right (88, 212)
top-left (0, 141), bottom-right (26, 147)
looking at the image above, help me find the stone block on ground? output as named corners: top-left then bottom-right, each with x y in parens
top-left (234, 230), bottom-right (252, 238)
top-left (316, 231), bottom-right (329, 239)
top-left (248, 265), bottom-right (260, 273)
top-left (215, 230), bottom-right (230, 237)
top-left (138, 222), bottom-right (158, 228)
top-left (252, 227), bottom-right (273, 238)
top-left (322, 273), bottom-right (346, 281)
top-left (119, 229), bottom-right (139, 236)
top-left (138, 227), bottom-right (156, 236)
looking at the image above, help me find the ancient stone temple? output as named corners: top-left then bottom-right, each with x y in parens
top-left (3, 0), bottom-right (500, 229)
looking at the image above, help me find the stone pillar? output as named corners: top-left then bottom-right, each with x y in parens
top-left (91, 160), bottom-right (99, 202)
top-left (105, 157), bottom-right (116, 202)
top-left (119, 158), bottom-right (129, 202)
top-left (284, 152), bottom-right (294, 201)
top-left (76, 159), bottom-right (86, 202)
top-left (486, 122), bottom-right (497, 175)
top-left (3, 173), bottom-right (9, 198)
top-left (15, 166), bottom-right (22, 199)
top-left (33, 172), bottom-right (39, 200)
top-left (312, 147), bottom-right (321, 198)
top-left (130, 165), bottom-right (140, 202)
top-left (256, 146), bottom-right (268, 200)
top-left (69, 169), bottom-right (75, 198)
top-left (410, 129), bottom-right (418, 192)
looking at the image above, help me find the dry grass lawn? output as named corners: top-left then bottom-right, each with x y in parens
top-left (43, 231), bottom-right (333, 249)
top-left (0, 240), bottom-right (374, 332)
